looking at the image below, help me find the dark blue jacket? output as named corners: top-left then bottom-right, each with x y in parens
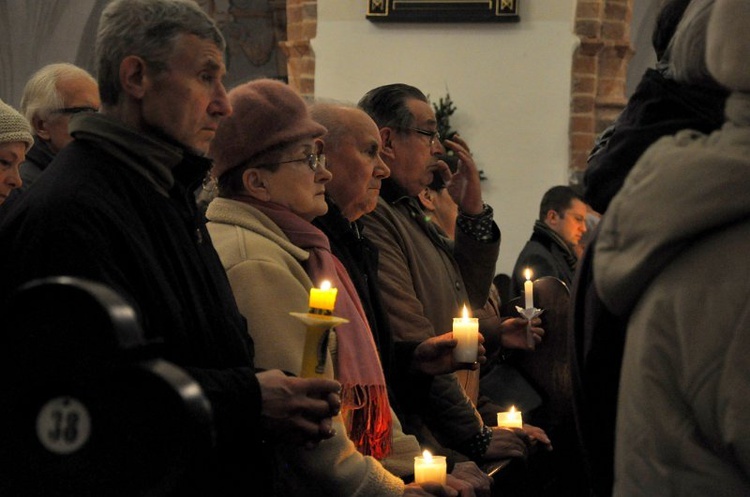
top-left (0, 113), bottom-right (267, 496)
top-left (510, 220), bottom-right (576, 298)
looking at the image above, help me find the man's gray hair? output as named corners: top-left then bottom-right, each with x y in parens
top-left (96, 0), bottom-right (225, 106)
top-left (20, 63), bottom-right (97, 126)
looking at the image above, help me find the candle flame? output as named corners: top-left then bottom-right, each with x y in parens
top-left (524, 268), bottom-right (533, 281)
top-left (461, 304), bottom-right (469, 320)
top-left (509, 405), bottom-right (517, 414)
top-left (320, 280), bottom-right (332, 290)
top-left (422, 450), bottom-right (433, 461)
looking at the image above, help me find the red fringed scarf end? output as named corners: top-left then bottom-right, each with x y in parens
top-left (341, 384), bottom-right (393, 460)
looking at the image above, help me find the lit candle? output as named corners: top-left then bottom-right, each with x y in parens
top-left (309, 280), bottom-right (337, 313)
top-left (496, 405), bottom-right (523, 429)
top-left (414, 450), bottom-right (447, 485)
top-left (524, 268), bottom-right (534, 310)
top-left (452, 304), bottom-right (479, 364)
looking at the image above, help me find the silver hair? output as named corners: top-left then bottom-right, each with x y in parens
top-left (663, 0), bottom-right (718, 86)
top-left (95, 0), bottom-right (225, 106)
top-left (20, 63), bottom-right (97, 126)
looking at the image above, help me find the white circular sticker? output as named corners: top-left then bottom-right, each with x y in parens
top-left (36, 397), bottom-right (91, 454)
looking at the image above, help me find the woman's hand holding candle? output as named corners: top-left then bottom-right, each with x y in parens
top-left (411, 333), bottom-right (486, 375)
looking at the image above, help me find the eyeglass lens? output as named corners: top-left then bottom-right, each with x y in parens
top-left (54, 106), bottom-right (98, 115)
top-left (407, 127), bottom-right (440, 146)
top-left (308, 153), bottom-right (326, 172)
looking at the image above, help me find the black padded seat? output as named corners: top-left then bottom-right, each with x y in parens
top-left (0, 276), bottom-right (215, 496)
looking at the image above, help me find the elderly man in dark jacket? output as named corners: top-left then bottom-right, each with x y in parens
top-left (0, 1), bottom-right (340, 495)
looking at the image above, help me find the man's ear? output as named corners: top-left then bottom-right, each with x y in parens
top-left (379, 127), bottom-right (396, 160)
top-left (544, 209), bottom-right (560, 226)
top-left (242, 168), bottom-right (271, 201)
top-left (32, 115), bottom-right (50, 141)
top-left (120, 55), bottom-right (148, 99)
top-left (417, 187), bottom-right (435, 212)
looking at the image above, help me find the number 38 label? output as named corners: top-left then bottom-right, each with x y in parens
top-left (36, 397), bottom-right (92, 454)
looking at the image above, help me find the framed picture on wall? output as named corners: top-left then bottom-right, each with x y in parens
top-left (366, 0), bottom-right (520, 23)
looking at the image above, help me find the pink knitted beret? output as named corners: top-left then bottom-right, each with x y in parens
top-left (209, 78), bottom-right (326, 178)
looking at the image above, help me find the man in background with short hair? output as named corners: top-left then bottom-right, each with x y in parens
top-left (510, 185), bottom-right (587, 297)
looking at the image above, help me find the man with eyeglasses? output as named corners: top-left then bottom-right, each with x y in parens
top-left (18, 63), bottom-right (100, 191)
top-left (357, 83), bottom-right (552, 472)
top-left (510, 185), bottom-right (588, 299)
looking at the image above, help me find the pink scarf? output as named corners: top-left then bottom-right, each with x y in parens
top-left (241, 197), bottom-right (393, 459)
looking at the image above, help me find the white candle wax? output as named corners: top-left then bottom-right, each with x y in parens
top-left (414, 450), bottom-right (446, 485)
top-left (452, 304), bottom-right (479, 364)
top-left (497, 405), bottom-right (523, 428)
top-left (524, 268), bottom-right (534, 309)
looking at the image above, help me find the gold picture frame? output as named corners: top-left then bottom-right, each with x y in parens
top-left (367, 0), bottom-right (520, 23)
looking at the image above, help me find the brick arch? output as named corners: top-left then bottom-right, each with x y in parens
top-left (281, 0), bottom-right (317, 99)
top-left (570, 0), bottom-right (634, 178)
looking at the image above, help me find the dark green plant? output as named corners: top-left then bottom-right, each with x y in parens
top-left (430, 92), bottom-right (487, 180)
top-left (433, 93), bottom-right (458, 141)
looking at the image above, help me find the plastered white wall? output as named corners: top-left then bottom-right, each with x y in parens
top-left (314, 1), bottom-right (578, 276)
